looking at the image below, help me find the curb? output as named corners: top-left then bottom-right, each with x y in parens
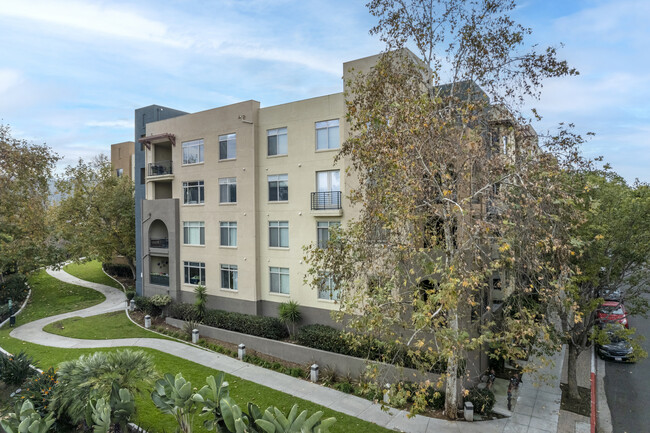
top-left (591, 346), bottom-right (596, 433)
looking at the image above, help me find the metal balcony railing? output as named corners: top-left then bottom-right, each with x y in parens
top-left (150, 273), bottom-right (169, 287)
top-left (150, 238), bottom-right (169, 249)
top-left (148, 160), bottom-right (173, 177)
top-left (311, 191), bottom-right (342, 210)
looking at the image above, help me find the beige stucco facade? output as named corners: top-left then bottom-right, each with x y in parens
top-left (110, 141), bottom-right (135, 179)
top-left (140, 92), bottom-right (352, 324)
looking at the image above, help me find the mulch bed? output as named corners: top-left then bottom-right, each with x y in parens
top-left (559, 383), bottom-right (591, 417)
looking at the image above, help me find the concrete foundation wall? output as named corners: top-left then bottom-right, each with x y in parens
top-left (166, 317), bottom-right (440, 383)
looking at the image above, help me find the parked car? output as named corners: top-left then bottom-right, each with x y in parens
top-left (597, 301), bottom-right (629, 328)
top-left (600, 287), bottom-right (622, 302)
top-left (597, 325), bottom-right (634, 362)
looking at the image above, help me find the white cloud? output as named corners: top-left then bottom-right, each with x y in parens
top-left (0, 0), bottom-right (189, 47)
top-left (0, 68), bottom-right (22, 94)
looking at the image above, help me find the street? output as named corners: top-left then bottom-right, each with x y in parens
top-left (604, 302), bottom-right (650, 433)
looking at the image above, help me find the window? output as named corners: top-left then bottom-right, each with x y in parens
top-left (267, 127), bottom-right (288, 156)
top-left (219, 133), bottom-right (236, 160)
top-left (184, 261), bottom-right (205, 285)
top-left (269, 221), bottom-right (289, 248)
top-left (270, 267), bottom-right (289, 294)
top-left (318, 273), bottom-right (339, 300)
top-left (316, 119), bottom-right (339, 150)
top-left (182, 139), bottom-right (204, 165)
top-left (219, 177), bottom-right (237, 203)
top-left (314, 170), bottom-right (341, 209)
top-left (221, 264), bottom-right (238, 290)
top-left (220, 222), bottom-right (237, 247)
top-left (317, 221), bottom-right (339, 249)
top-left (116, 168), bottom-right (123, 177)
top-left (183, 221), bottom-right (205, 245)
top-left (268, 174), bottom-right (288, 201)
top-left (183, 181), bottom-right (204, 205)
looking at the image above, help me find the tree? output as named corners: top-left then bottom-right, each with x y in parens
top-left (53, 155), bottom-right (136, 277)
top-left (305, 0), bottom-right (577, 418)
top-left (551, 169), bottom-right (650, 400)
top-left (0, 125), bottom-right (60, 276)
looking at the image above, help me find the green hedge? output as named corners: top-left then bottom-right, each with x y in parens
top-left (134, 296), bottom-right (162, 317)
top-left (296, 324), bottom-right (464, 375)
top-left (166, 302), bottom-right (288, 341)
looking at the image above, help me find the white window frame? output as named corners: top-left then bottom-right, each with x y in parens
top-left (221, 264), bottom-right (238, 290)
top-left (267, 127), bottom-right (288, 156)
top-left (183, 221), bottom-right (205, 246)
top-left (219, 177), bottom-right (237, 203)
top-left (184, 261), bottom-right (205, 285)
top-left (268, 174), bottom-right (288, 202)
top-left (220, 221), bottom-right (237, 247)
top-left (219, 133), bottom-right (236, 160)
top-left (269, 221), bottom-right (289, 248)
top-left (318, 272), bottom-right (339, 300)
top-left (315, 119), bottom-right (340, 150)
top-left (270, 266), bottom-right (290, 294)
top-left (317, 221), bottom-right (339, 249)
top-left (183, 181), bottom-right (204, 205)
top-left (182, 139), bottom-right (204, 165)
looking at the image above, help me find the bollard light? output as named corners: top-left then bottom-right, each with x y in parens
top-left (383, 383), bottom-right (391, 404)
top-left (310, 364), bottom-right (319, 383)
top-left (238, 343), bottom-right (246, 360)
top-left (144, 315), bottom-right (151, 328)
top-left (192, 329), bottom-right (199, 344)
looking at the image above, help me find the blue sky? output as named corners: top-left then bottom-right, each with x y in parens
top-left (0, 0), bottom-right (647, 183)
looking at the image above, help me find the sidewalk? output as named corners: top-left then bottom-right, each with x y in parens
top-left (6, 268), bottom-right (563, 433)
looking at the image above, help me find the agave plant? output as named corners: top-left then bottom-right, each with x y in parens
top-left (0, 399), bottom-right (55, 433)
top-left (85, 382), bottom-right (136, 433)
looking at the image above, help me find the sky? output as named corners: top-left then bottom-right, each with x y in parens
top-left (0, 0), bottom-right (648, 183)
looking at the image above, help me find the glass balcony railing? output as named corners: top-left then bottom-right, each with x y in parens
top-left (148, 160), bottom-right (173, 177)
top-left (150, 273), bottom-right (169, 286)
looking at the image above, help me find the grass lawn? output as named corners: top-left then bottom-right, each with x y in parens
top-left (17, 269), bottom-right (106, 325)
top-left (63, 260), bottom-right (123, 290)
top-left (0, 268), bottom-right (391, 433)
top-left (43, 311), bottom-right (173, 341)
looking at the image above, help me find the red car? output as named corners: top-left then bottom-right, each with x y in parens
top-left (597, 301), bottom-right (628, 328)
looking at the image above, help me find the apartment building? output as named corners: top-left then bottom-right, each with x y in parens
top-left (110, 141), bottom-right (135, 180)
top-left (137, 84), bottom-right (357, 325)
top-left (134, 51), bottom-right (531, 327)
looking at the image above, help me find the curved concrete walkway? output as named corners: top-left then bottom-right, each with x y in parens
top-left (6, 268), bottom-right (560, 433)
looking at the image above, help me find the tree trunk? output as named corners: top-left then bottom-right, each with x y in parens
top-left (566, 343), bottom-right (580, 401)
top-left (444, 307), bottom-right (459, 419)
top-left (126, 258), bottom-right (136, 281)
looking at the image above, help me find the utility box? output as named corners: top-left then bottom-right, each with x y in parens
top-left (464, 401), bottom-right (474, 422)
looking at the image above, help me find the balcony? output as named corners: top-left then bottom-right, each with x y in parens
top-left (311, 191), bottom-right (342, 210)
top-left (150, 273), bottom-right (169, 287)
top-left (148, 160), bottom-right (173, 177)
top-left (150, 238), bottom-right (169, 249)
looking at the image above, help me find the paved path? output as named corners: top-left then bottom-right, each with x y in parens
top-left (6, 268), bottom-right (563, 433)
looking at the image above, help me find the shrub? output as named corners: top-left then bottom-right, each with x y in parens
top-left (166, 302), bottom-right (200, 321)
top-left (150, 294), bottom-right (172, 307)
top-left (0, 273), bottom-right (28, 304)
top-left (278, 300), bottom-right (301, 336)
top-left (133, 296), bottom-right (161, 317)
top-left (334, 381), bottom-right (355, 394)
top-left (102, 263), bottom-right (133, 278)
top-left (125, 290), bottom-right (136, 301)
top-left (296, 325), bottom-right (351, 355)
top-left (425, 387), bottom-right (445, 410)
top-left (14, 367), bottom-right (58, 416)
top-left (194, 285), bottom-right (207, 321)
top-left (465, 387), bottom-right (495, 414)
top-left (0, 351), bottom-right (37, 386)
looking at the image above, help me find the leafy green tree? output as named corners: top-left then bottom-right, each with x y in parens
top-left (51, 350), bottom-right (155, 424)
top-left (553, 170), bottom-right (650, 400)
top-left (53, 155), bottom-right (136, 277)
top-left (0, 125), bottom-right (60, 276)
top-left (305, 0), bottom-right (578, 418)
